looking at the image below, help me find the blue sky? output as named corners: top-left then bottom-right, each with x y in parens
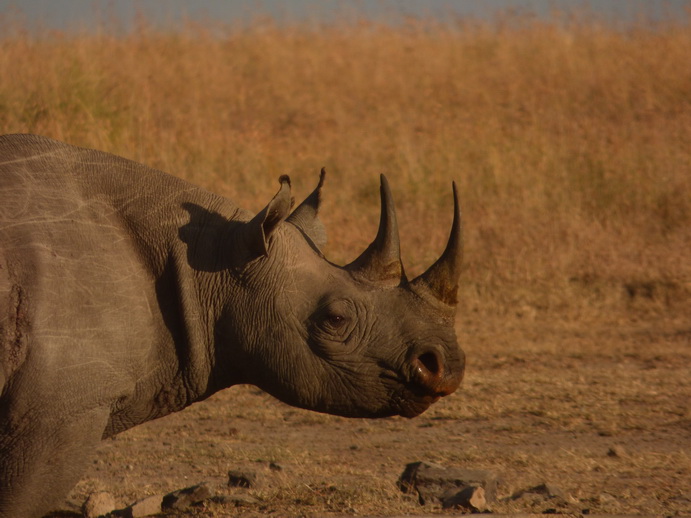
top-left (1, 0), bottom-right (689, 32)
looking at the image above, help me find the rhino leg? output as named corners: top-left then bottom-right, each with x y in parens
top-left (0, 399), bottom-right (109, 518)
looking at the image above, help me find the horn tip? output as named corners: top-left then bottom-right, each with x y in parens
top-left (451, 180), bottom-right (461, 198)
top-left (318, 167), bottom-right (326, 186)
top-left (379, 174), bottom-right (393, 198)
top-left (279, 174), bottom-right (291, 187)
top-left (452, 182), bottom-right (461, 212)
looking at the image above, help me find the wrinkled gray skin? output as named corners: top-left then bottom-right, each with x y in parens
top-left (0, 134), bottom-right (465, 518)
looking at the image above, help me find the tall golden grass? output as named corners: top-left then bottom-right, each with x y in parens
top-left (1, 14), bottom-right (689, 321)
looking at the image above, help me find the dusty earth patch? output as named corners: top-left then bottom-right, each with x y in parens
top-left (53, 313), bottom-right (689, 517)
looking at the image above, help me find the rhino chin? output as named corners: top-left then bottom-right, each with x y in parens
top-left (398, 395), bottom-right (440, 418)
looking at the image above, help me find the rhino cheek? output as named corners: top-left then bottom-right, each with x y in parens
top-left (250, 332), bottom-right (332, 412)
top-left (310, 360), bottom-right (414, 418)
top-left (260, 355), bottom-right (390, 418)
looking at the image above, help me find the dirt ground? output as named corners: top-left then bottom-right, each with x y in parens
top-left (58, 311), bottom-right (689, 517)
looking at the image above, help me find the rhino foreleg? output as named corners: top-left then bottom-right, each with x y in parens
top-left (0, 404), bottom-right (110, 518)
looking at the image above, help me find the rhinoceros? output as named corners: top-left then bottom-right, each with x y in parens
top-left (0, 133), bottom-right (465, 517)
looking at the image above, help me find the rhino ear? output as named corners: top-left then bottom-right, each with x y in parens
top-left (244, 175), bottom-right (293, 257)
top-left (286, 168), bottom-right (327, 250)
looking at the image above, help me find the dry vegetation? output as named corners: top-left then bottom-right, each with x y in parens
top-left (1, 10), bottom-right (689, 517)
top-left (2, 12), bottom-right (690, 315)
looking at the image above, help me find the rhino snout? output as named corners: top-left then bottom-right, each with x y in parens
top-left (409, 346), bottom-right (464, 397)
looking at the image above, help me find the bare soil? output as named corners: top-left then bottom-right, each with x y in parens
top-left (57, 311), bottom-right (689, 517)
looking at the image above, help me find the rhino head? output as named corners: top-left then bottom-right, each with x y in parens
top-left (221, 170), bottom-right (465, 418)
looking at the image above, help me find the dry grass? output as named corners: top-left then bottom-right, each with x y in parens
top-left (1, 13), bottom-right (689, 324)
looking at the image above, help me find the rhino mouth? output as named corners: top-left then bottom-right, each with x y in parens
top-left (380, 368), bottom-right (453, 418)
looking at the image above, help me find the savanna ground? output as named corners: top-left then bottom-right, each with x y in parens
top-left (1, 8), bottom-right (690, 516)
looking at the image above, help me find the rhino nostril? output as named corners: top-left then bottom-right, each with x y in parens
top-left (417, 352), bottom-right (441, 378)
top-left (411, 350), bottom-right (446, 393)
top-left (408, 347), bottom-right (463, 398)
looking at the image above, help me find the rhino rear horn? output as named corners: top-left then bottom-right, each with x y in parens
top-left (244, 175), bottom-right (293, 257)
top-left (346, 174), bottom-right (405, 286)
top-left (411, 182), bottom-right (463, 306)
top-left (286, 168), bottom-right (327, 250)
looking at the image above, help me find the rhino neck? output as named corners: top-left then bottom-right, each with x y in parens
top-left (123, 200), bottom-right (249, 416)
top-left (72, 151), bottom-right (249, 421)
top-left (101, 200), bottom-right (249, 436)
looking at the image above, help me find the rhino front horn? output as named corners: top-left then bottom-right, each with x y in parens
top-left (346, 174), bottom-right (405, 286)
top-left (411, 181), bottom-right (463, 307)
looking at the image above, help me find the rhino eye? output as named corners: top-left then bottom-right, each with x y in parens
top-left (324, 314), bottom-right (347, 329)
top-left (309, 299), bottom-right (356, 346)
top-left (315, 312), bottom-right (352, 343)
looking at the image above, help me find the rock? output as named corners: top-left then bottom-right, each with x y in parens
top-left (162, 482), bottom-right (212, 510)
top-left (398, 461), bottom-right (499, 506)
top-left (116, 494), bottom-right (163, 518)
top-left (82, 491), bottom-right (116, 518)
top-left (441, 485), bottom-right (487, 511)
top-left (228, 469), bottom-right (257, 488)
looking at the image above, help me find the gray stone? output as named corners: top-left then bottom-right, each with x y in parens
top-left (398, 461), bottom-right (499, 506)
top-left (162, 482), bottom-right (212, 510)
top-left (442, 485), bottom-right (487, 511)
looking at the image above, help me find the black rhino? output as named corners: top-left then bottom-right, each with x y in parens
top-left (0, 134), bottom-right (465, 517)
